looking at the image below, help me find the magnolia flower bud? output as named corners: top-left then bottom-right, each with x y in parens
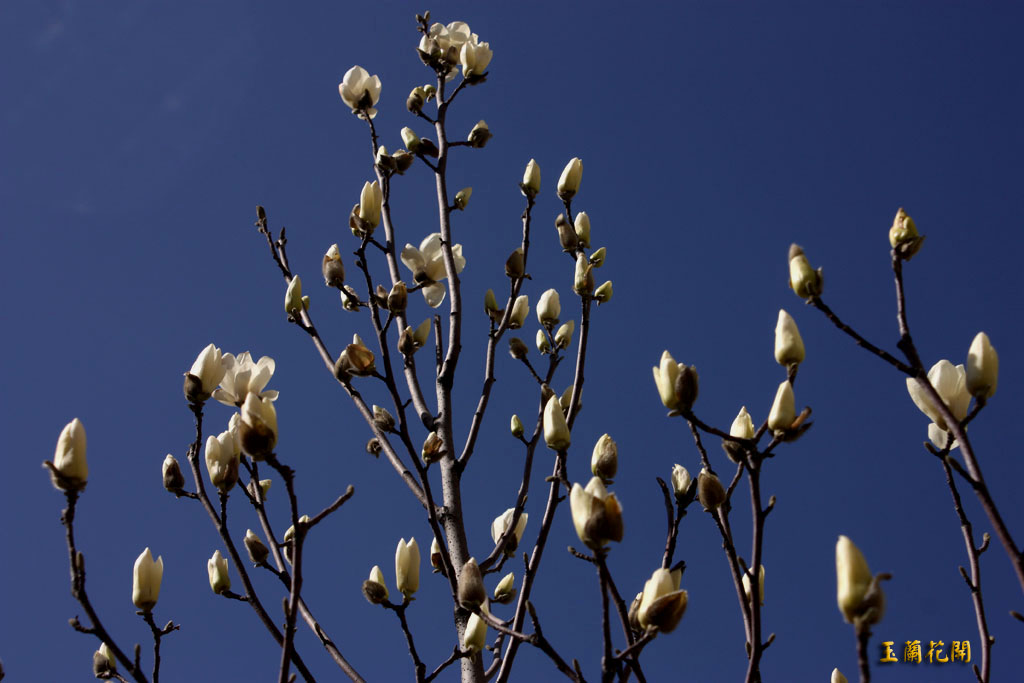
top-left (510, 414), bottom-right (524, 438)
top-left (421, 431), bottom-right (445, 464)
top-left (259, 479), bottom-right (272, 499)
top-left (555, 213), bottom-right (578, 251)
top-left (569, 477), bottom-right (624, 549)
top-left (543, 395), bottom-right (571, 451)
top-left (594, 280), bottom-right (613, 304)
top-left (557, 157), bottom-right (583, 201)
top-left (407, 86), bottom-right (426, 113)
top-left (671, 464), bottom-right (692, 504)
top-left (637, 568), bottom-right (688, 633)
top-left (184, 343), bottom-right (227, 404)
top-left (788, 244), bottom-right (823, 299)
top-left (574, 212), bottom-right (591, 248)
top-left (491, 508), bottom-right (528, 555)
top-left (387, 281), bottom-right (408, 313)
top-left (50, 418), bottom-right (88, 491)
top-left (966, 332), bottom-right (998, 399)
top-left (697, 468), bottom-right (726, 510)
top-left (335, 335), bottom-right (376, 377)
top-left (674, 365), bottom-right (699, 412)
top-left (493, 572), bottom-right (517, 604)
top-left (463, 612), bottom-right (488, 653)
top-left (458, 558), bottom-right (486, 609)
top-left (536, 329), bottom-right (551, 354)
top-left (484, 288), bottom-right (500, 316)
top-left (418, 138), bottom-right (439, 158)
top-left (906, 360), bottom-right (970, 431)
top-left (244, 529), bottom-right (269, 565)
top-left (742, 564), bottom-right (765, 606)
top-left (628, 592), bottom-right (644, 633)
top-left (559, 385), bottom-right (578, 414)
top-left (401, 127), bottom-right (422, 153)
top-left (723, 406), bottom-right (754, 463)
top-left (537, 289), bottom-right (561, 327)
top-left (322, 244), bottom-right (345, 287)
top-left (282, 515), bottom-right (309, 544)
top-left (889, 207), bottom-right (923, 259)
top-left (372, 405), bottom-right (396, 432)
top-left (240, 393), bottom-right (278, 460)
top-left (574, 253), bottom-right (594, 295)
top-left (836, 535), bottom-right (887, 625)
top-left (395, 538), bottom-right (420, 597)
top-left (162, 454), bottom-right (184, 493)
top-left (554, 320), bottom-right (574, 350)
top-left (285, 275), bottom-right (303, 314)
top-left (505, 247), bottom-right (525, 279)
top-left (93, 642), bottom-right (116, 677)
top-left (207, 549), bottom-right (231, 595)
top-left (767, 381), bottom-right (796, 434)
top-left (454, 187), bottom-right (473, 211)
top-left (366, 438), bottom-right (382, 457)
top-left (774, 309), bottom-right (805, 366)
top-left (652, 350), bottom-right (683, 410)
top-left (832, 669), bottom-right (848, 683)
top-left (375, 146), bottom-right (396, 172)
top-left (430, 537), bottom-right (445, 574)
top-left (508, 337), bottom-right (528, 360)
top-left (358, 181), bottom-right (382, 230)
top-left (459, 39), bottom-right (492, 78)
top-left (413, 319), bottom-right (431, 347)
top-left (468, 120), bottom-right (492, 148)
top-left (363, 565), bottom-right (389, 604)
top-left (591, 433), bottom-right (618, 480)
top-left (509, 295), bottom-right (529, 329)
top-left (392, 149), bottom-right (414, 174)
top-left (132, 548), bottom-right (164, 611)
top-left (301, 295), bottom-right (311, 311)
top-left (205, 435), bottom-right (239, 493)
top-left (340, 285), bottom-right (360, 312)
top-left (521, 159), bottom-right (541, 198)
top-left (589, 247), bottom-right (606, 268)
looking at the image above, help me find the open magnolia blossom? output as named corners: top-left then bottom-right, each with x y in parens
top-left (905, 359), bottom-right (970, 432)
top-left (338, 65), bottom-right (381, 119)
top-left (185, 343), bottom-right (227, 402)
top-left (213, 352), bottom-right (278, 407)
top-left (400, 233), bottom-right (466, 308)
top-left (460, 37), bottom-right (492, 78)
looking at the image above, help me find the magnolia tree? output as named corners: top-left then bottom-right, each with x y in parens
top-left (42, 12), bottom-right (1012, 683)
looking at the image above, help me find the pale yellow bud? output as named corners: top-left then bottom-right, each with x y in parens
top-left (462, 612), bottom-right (487, 653)
top-left (521, 159), bottom-right (541, 198)
top-left (742, 564), bottom-right (765, 606)
top-left (454, 187), bottom-right (472, 211)
top-left (594, 280), bottom-right (613, 304)
top-left (132, 548), bottom-right (163, 611)
top-left (774, 309), bottom-right (805, 366)
top-left (537, 289), bottom-right (560, 327)
top-left (767, 381), bottom-right (796, 434)
top-left (574, 212), bottom-right (591, 248)
top-left (207, 549), bottom-right (231, 595)
top-left (543, 395), bottom-right (571, 450)
top-left (509, 295), bottom-right (529, 329)
top-left (395, 538), bottom-right (421, 597)
top-left (591, 433), bottom-right (618, 480)
top-left (510, 414), bottom-right (524, 438)
top-left (966, 332), bottom-right (998, 399)
top-left (557, 157), bottom-right (583, 200)
top-left (285, 275), bottom-right (303, 314)
top-left (554, 320), bottom-right (574, 349)
top-left (788, 244), bottom-right (823, 299)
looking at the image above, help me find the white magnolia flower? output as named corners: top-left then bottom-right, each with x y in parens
top-left (906, 360), bottom-right (970, 431)
top-left (213, 352), bottom-right (278, 407)
top-left (338, 66), bottom-right (382, 119)
top-left (400, 233), bottom-right (466, 308)
top-left (132, 548), bottom-right (164, 611)
top-left (490, 508), bottom-right (528, 553)
top-left (460, 38), bottom-right (492, 78)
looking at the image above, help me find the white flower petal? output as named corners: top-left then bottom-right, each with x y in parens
top-left (423, 282), bottom-right (446, 308)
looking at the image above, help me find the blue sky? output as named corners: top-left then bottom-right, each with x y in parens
top-left (3, 1), bottom-right (1023, 681)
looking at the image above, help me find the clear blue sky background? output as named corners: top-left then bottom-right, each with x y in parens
top-left (2, 2), bottom-right (1023, 681)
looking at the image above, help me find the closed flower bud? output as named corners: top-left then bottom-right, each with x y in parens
top-left (50, 418), bottom-right (88, 491)
top-left (283, 515), bottom-right (310, 545)
top-left (628, 592), bottom-right (643, 633)
top-left (454, 187), bottom-right (473, 211)
top-left (594, 280), bottom-right (613, 304)
top-left (767, 381), bottom-right (796, 434)
top-left (493, 572), bottom-right (516, 604)
top-left (723, 406), bottom-right (754, 463)
top-left (788, 244), bottom-right (823, 299)
top-left (536, 329), bottom-right (551, 354)
top-left (652, 350), bottom-right (683, 410)
top-left (591, 433), bottom-right (618, 480)
top-left (966, 332), bottom-right (998, 399)
top-left (301, 295), bottom-right (311, 311)
top-left (832, 669), bottom-right (848, 683)
top-left (375, 145), bottom-right (396, 172)
top-left (637, 568), bottom-right (688, 633)
top-left (430, 537), bottom-right (445, 574)
top-left (505, 247), bottom-right (525, 279)
top-left (240, 393), bottom-right (278, 460)
top-left (589, 247), bottom-right (606, 268)
top-left (393, 149), bottom-right (414, 174)
top-left (410, 319), bottom-right (431, 348)
top-left (184, 343), bottom-right (227, 404)
top-left (458, 557), bottom-right (487, 609)
top-left (557, 158), bottom-right (583, 201)
top-left (459, 39), bottom-right (493, 78)
top-left (569, 477), bottom-right (624, 549)
top-left (491, 508), bottom-right (528, 555)
top-left (340, 285), bottom-right (360, 311)
top-left (521, 159), bottom-right (541, 198)
top-left (537, 289), bottom-right (560, 327)
top-left (774, 309), bottom-right (805, 366)
top-left (363, 565), bottom-right (389, 604)
top-left (540, 383), bottom-right (556, 406)
top-left (555, 213), bottom-right (578, 251)
top-left (335, 334), bottom-right (376, 377)
top-left (889, 207), bottom-right (923, 259)
top-left (674, 365), bottom-right (699, 412)
top-left (407, 86), bottom-right (426, 113)
top-left (742, 564), bottom-right (765, 606)
top-left (205, 435), bottom-right (239, 493)
top-left (543, 395), bottom-right (571, 450)
top-left (510, 414), bottom-right (524, 438)
top-left (207, 549), bottom-right (231, 595)
top-left (285, 275), bottom-right (303, 314)
top-left (418, 138), bottom-right (439, 158)
top-left (373, 405), bottom-right (395, 432)
top-left (462, 612), bottom-right (487, 653)
top-left (697, 468), bottom-right (726, 510)
top-left (484, 288), bottom-right (500, 314)
top-left (162, 454), bottom-right (184, 493)
top-left (555, 320), bottom-right (574, 350)
top-left (93, 642), bottom-right (116, 677)
top-left (559, 385), bottom-right (579, 414)
top-left (244, 529), bottom-right (269, 565)
top-left (574, 212), bottom-right (591, 248)
top-left (366, 438), bottom-right (382, 457)
top-left (574, 253), bottom-right (594, 295)
top-left (836, 535), bottom-right (887, 625)
top-left (395, 538), bottom-right (421, 597)
top-left (421, 431), bottom-right (445, 464)
top-left (358, 180), bottom-right (382, 230)
top-left (322, 244), bottom-right (346, 287)
top-left (397, 328), bottom-right (415, 357)
top-left (509, 295), bottom-right (529, 329)
top-left (259, 479), bottom-right (271, 499)
top-left (383, 281), bottom-right (406, 313)
top-left (401, 127), bottom-right (422, 153)
top-left (132, 548), bottom-right (164, 611)
top-left (671, 464), bottom-right (692, 503)
top-left (468, 120), bottom-right (492, 148)
top-left (508, 337), bottom-right (528, 360)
